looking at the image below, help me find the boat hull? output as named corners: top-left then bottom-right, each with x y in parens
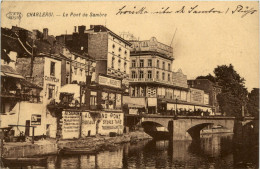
top-left (60, 147), bottom-right (97, 155)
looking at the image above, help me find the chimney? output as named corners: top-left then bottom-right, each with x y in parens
top-left (43, 28), bottom-right (48, 40)
top-left (90, 25), bottom-right (95, 29)
top-left (74, 26), bottom-right (77, 33)
top-left (78, 25), bottom-right (86, 35)
top-left (18, 30), bottom-right (27, 44)
top-left (32, 30), bottom-right (38, 40)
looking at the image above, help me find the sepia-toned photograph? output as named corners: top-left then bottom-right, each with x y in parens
top-left (0, 1), bottom-right (259, 168)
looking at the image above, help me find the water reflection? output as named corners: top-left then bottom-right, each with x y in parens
top-left (2, 133), bottom-right (258, 169)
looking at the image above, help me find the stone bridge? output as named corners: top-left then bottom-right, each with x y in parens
top-left (141, 115), bottom-right (237, 140)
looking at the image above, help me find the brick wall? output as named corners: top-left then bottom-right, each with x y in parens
top-left (16, 57), bottom-right (45, 87)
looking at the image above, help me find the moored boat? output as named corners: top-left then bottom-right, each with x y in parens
top-left (2, 157), bottom-right (47, 164)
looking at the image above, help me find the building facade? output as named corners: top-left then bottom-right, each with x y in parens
top-left (188, 79), bottom-right (221, 114)
top-left (125, 37), bottom-right (211, 116)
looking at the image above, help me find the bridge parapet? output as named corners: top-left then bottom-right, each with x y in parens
top-left (142, 115), bottom-right (237, 140)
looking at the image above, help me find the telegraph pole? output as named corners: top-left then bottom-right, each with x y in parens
top-left (30, 39), bottom-right (35, 77)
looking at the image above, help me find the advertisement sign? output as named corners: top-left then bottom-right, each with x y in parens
top-left (81, 112), bottom-right (96, 137)
top-left (99, 112), bottom-right (124, 135)
top-left (62, 111), bottom-right (80, 139)
top-left (31, 114), bottom-right (41, 125)
top-left (190, 88), bottom-right (204, 104)
top-left (204, 94), bottom-right (209, 105)
top-left (98, 75), bottom-right (121, 88)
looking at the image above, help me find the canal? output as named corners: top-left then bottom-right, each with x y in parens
top-left (2, 133), bottom-right (258, 169)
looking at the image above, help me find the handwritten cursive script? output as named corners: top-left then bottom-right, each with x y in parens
top-left (232, 5), bottom-right (257, 18)
top-left (115, 5), bottom-right (257, 18)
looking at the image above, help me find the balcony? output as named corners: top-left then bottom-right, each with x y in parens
top-left (129, 78), bottom-right (174, 86)
top-left (0, 89), bottom-right (42, 103)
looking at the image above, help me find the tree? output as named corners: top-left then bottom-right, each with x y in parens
top-left (196, 73), bottom-right (216, 83)
top-left (247, 88), bottom-right (259, 118)
top-left (214, 64), bottom-right (248, 117)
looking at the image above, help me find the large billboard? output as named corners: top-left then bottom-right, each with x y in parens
top-left (61, 111), bottom-right (124, 139)
top-left (190, 88), bottom-right (204, 104)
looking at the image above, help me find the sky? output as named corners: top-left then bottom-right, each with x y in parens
top-left (1, 1), bottom-right (259, 91)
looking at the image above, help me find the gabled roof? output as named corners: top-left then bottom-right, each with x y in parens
top-left (1, 65), bottom-right (24, 79)
top-left (87, 25), bottom-right (132, 46)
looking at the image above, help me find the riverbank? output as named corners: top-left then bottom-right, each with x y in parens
top-left (1, 131), bottom-right (151, 158)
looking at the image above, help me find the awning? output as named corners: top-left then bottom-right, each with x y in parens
top-left (3, 72), bottom-right (24, 79)
top-left (20, 79), bottom-right (42, 89)
top-left (0, 72), bottom-right (6, 76)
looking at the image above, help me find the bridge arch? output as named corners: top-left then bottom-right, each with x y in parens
top-left (172, 118), bottom-right (235, 140)
top-left (187, 123), bottom-right (213, 139)
top-left (141, 121), bottom-right (169, 139)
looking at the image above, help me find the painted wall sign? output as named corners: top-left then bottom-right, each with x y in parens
top-left (98, 75), bottom-right (121, 88)
top-left (62, 111), bottom-right (80, 139)
top-left (99, 112), bottom-right (124, 135)
top-left (31, 114), bottom-right (41, 125)
top-left (81, 112), bottom-right (96, 137)
top-left (190, 88), bottom-right (204, 104)
top-left (44, 76), bottom-right (60, 83)
top-left (62, 111), bottom-right (124, 138)
top-left (204, 94), bottom-right (209, 105)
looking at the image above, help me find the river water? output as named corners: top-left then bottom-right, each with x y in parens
top-left (3, 133), bottom-right (259, 169)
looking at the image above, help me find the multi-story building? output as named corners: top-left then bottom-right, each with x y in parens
top-left (1, 27), bottom-right (45, 138)
top-left (54, 25), bottom-right (127, 138)
top-left (56, 25), bottom-right (131, 86)
top-left (125, 36), bottom-right (212, 116)
top-left (188, 79), bottom-right (221, 114)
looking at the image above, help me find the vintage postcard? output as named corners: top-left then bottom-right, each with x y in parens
top-left (0, 1), bottom-right (259, 169)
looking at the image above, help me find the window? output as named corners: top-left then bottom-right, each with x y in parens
top-left (66, 75), bottom-right (69, 84)
top-left (162, 62), bottom-right (165, 70)
top-left (112, 44), bottom-right (115, 48)
top-left (131, 71), bottom-right (136, 78)
top-left (162, 72), bottom-right (165, 80)
top-left (148, 59), bottom-right (152, 67)
top-left (157, 60), bottom-right (160, 68)
top-left (140, 59), bottom-right (144, 67)
top-left (156, 71), bottom-right (159, 79)
top-left (90, 91), bottom-right (97, 106)
top-left (124, 62), bottom-right (127, 72)
top-left (80, 69), bottom-right (83, 76)
top-left (131, 87), bottom-right (135, 97)
top-left (132, 60), bottom-right (136, 67)
top-left (148, 70), bottom-right (152, 79)
top-left (74, 67), bottom-right (77, 75)
top-left (168, 74), bottom-right (170, 81)
top-left (118, 59), bottom-right (121, 70)
top-left (50, 62), bottom-right (55, 76)
top-left (48, 84), bottom-right (55, 99)
top-left (119, 47), bottom-right (121, 52)
top-left (125, 50), bottom-right (127, 55)
top-left (112, 57), bottom-right (115, 68)
top-left (168, 63), bottom-right (171, 71)
top-left (139, 71), bottom-right (144, 78)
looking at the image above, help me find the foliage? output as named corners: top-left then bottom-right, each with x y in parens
top-left (213, 64), bottom-right (248, 117)
top-left (196, 64), bottom-right (250, 117)
top-left (196, 73), bottom-right (216, 83)
top-left (247, 88), bottom-right (259, 118)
